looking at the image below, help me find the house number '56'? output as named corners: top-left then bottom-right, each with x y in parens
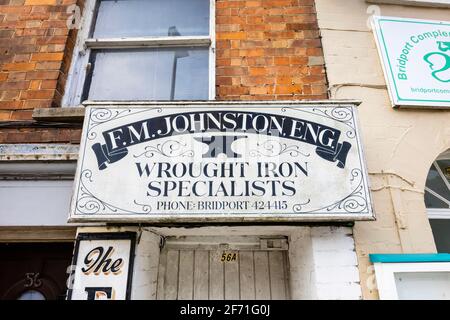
top-left (24, 273), bottom-right (42, 288)
top-left (221, 252), bottom-right (237, 262)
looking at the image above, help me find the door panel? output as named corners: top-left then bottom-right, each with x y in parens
top-left (157, 236), bottom-right (289, 300)
top-left (224, 254), bottom-right (240, 299)
top-left (269, 251), bottom-right (288, 299)
top-left (193, 251), bottom-right (209, 300)
top-left (178, 251), bottom-right (194, 300)
top-left (164, 250), bottom-right (179, 300)
top-left (254, 251), bottom-right (271, 299)
top-left (239, 251), bottom-right (255, 299)
top-left (209, 250), bottom-right (225, 300)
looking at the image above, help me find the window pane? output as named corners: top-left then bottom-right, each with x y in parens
top-left (425, 190), bottom-right (449, 209)
top-left (425, 163), bottom-right (450, 202)
top-left (87, 48), bottom-right (209, 101)
top-left (18, 290), bottom-right (46, 300)
top-left (430, 219), bottom-right (450, 253)
top-left (93, 0), bottom-right (210, 38)
top-left (436, 159), bottom-right (450, 184)
top-left (394, 272), bottom-right (450, 300)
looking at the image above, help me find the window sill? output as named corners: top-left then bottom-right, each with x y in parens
top-left (32, 107), bottom-right (85, 123)
top-left (367, 0), bottom-right (450, 8)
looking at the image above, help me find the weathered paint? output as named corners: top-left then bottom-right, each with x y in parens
top-left (76, 225), bottom-right (362, 300)
top-left (0, 144), bottom-right (79, 161)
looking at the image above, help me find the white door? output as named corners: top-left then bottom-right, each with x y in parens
top-left (156, 236), bottom-right (290, 300)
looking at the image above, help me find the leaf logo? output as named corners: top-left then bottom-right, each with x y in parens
top-left (423, 41), bottom-right (450, 83)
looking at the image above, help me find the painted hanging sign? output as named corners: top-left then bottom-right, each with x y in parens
top-left (372, 16), bottom-right (450, 108)
top-left (67, 233), bottom-right (135, 300)
top-left (69, 102), bottom-right (374, 222)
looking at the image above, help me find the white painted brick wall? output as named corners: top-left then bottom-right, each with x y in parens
top-left (131, 229), bottom-right (161, 300)
top-left (316, 283), bottom-right (363, 300)
top-left (310, 227), bottom-right (362, 300)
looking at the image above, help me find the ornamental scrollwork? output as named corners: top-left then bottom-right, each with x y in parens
top-left (249, 140), bottom-right (310, 158)
top-left (75, 169), bottom-right (151, 215)
top-left (87, 108), bottom-right (162, 140)
top-left (133, 140), bottom-right (195, 158)
top-left (297, 168), bottom-right (369, 214)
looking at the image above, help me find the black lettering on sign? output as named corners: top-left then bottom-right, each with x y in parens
top-left (92, 111), bottom-right (352, 170)
top-left (85, 287), bottom-right (114, 300)
top-left (82, 246), bottom-right (124, 275)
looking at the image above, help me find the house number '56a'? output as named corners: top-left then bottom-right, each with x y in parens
top-left (221, 252), bottom-right (238, 262)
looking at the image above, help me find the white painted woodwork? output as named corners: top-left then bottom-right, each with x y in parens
top-left (209, 250), bottom-right (225, 300)
top-left (0, 180), bottom-right (73, 226)
top-left (374, 262), bottom-right (450, 299)
top-left (193, 251), bottom-right (209, 299)
top-left (156, 236), bottom-right (290, 300)
top-left (254, 252), bottom-right (271, 299)
top-left (63, 0), bottom-right (216, 106)
top-left (239, 251), bottom-right (256, 299)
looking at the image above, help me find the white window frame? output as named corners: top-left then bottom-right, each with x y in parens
top-left (427, 149), bottom-right (450, 219)
top-left (374, 262), bottom-right (450, 299)
top-left (367, 0), bottom-right (450, 8)
top-left (63, 0), bottom-right (216, 107)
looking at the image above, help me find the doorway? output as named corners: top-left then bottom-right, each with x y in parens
top-left (156, 236), bottom-right (290, 300)
top-left (0, 243), bottom-right (73, 300)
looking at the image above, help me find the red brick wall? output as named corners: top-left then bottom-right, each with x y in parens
top-left (0, 0), bottom-right (79, 121)
top-left (0, 0), bottom-right (328, 144)
top-left (0, 127), bottom-right (81, 143)
top-left (215, 0), bottom-right (328, 100)
top-left (0, 0), bottom-right (83, 143)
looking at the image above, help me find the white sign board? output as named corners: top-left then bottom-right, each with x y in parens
top-left (67, 233), bottom-right (135, 300)
top-left (372, 16), bottom-right (450, 108)
top-left (69, 103), bottom-right (373, 222)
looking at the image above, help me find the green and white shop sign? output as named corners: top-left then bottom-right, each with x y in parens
top-left (372, 16), bottom-right (450, 108)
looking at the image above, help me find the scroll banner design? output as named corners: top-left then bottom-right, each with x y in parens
top-left (91, 111), bottom-right (352, 170)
